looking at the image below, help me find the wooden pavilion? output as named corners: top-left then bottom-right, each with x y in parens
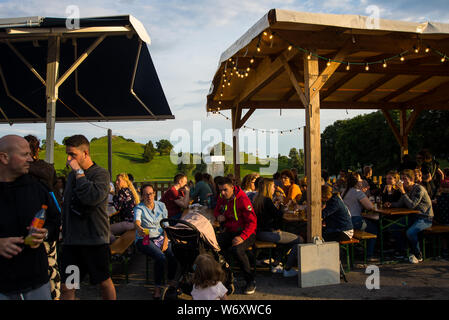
top-left (206, 9), bottom-right (449, 242)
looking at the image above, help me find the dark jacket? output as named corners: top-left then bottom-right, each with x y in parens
top-left (255, 197), bottom-right (283, 232)
top-left (322, 194), bottom-right (353, 234)
top-left (0, 174), bottom-right (60, 294)
top-left (62, 163), bottom-right (110, 245)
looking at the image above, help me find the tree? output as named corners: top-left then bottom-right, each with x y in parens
top-left (178, 152), bottom-right (196, 176)
top-left (288, 148), bottom-right (301, 170)
top-left (40, 140), bottom-right (59, 150)
top-left (156, 139), bottom-right (174, 155)
top-left (143, 140), bottom-right (157, 163)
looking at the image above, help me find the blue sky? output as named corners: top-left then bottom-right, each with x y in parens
top-left (0, 0), bottom-right (448, 155)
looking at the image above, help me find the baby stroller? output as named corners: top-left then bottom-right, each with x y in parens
top-left (160, 210), bottom-right (234, 300)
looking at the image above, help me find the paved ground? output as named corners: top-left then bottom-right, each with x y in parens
top-left (76, 250), bottom-right (449, 300)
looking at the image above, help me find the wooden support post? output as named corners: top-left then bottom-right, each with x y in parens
top-left (399, 109), bottom-right (408, 160)
top-left (108, 129), bottom-right (112, 180)
top-left (45, 36), bottom-right (60, 164)
top-left (231, 107), bottom-right (241, 182)
top-left (304, 50), bottom-right (322, 243)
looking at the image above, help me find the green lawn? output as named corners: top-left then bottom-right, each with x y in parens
top-left (41, 136), bottom-right (289, 181)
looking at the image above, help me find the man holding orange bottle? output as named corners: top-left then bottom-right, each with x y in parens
top-left (0, 135), bottom-right (60, 300)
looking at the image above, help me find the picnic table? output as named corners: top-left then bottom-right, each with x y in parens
top-left (363, 206), bottom-right (420, 263)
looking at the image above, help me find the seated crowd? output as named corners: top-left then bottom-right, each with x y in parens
top-left (2, 132), bottom-right (448, 301)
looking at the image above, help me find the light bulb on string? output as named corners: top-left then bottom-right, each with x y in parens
top-left (442, 56), bottom-right (446, 63)
top-left (365, 63), bottom-right (369, 71)
top-left (246, 67), bottom-right (250, 72)
top-left (425, 46), bottom-right (430, 53)
top-left (400, 54), bottom-right (405, 62)
top-left (327, 59), bottom-right (331, 67)
top-left (257, 46), bottom-right (261, 53)
top-left (414, 45), bottom-right (419, 53)
top-left (346, 63), bottom-right (350, 71)
top-left (307, 52), bottom-right (312, 60)
top-left (263, 31), bottom-right (268, 36)
top-left (250, 58), bottom-right (254, 64)
top-left (383, 60), bottom-right (387, 68)
top-left (288, 45), bottom-right (292, 51)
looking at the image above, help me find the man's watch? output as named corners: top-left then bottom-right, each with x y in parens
top-left (75, 168), bottom-right (84, 176)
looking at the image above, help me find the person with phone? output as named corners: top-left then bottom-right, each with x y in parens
top-left (60, 135), bottom-right (116, 300)
top-left (383, 169), bottom-right (433, 264)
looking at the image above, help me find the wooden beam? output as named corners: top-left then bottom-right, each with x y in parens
top-left (304, 50), bottom-right (322, 242)
top-left (233, 47), bottom-right (298, 104)
top-left (231, 107), bottom-right (241, 181)
top-left (333, 64), bottom-right (449, 76)
top-left (382, 110), bottom-right (401, 146)
top-left (399, 109), bottom-right (408, 158)
top-left (309, 43), bottom-right (353, 101)
top-left (273, 29), bottom-right (449, 55)
top-left (350, 74), bottom-right (396, 102)
top-left (282, 87), bottom-right (297, 101)
top-left (321, 73), bottom-right (358, 100)
top-left (208, 100), bottom-right (401, 110)
top-left (239, 108), bottom-right (255, 127)
top-left (403, 80), bottom-right (449, 106)
top-left (280, 55), bottom-right (307, 107)
top-left (404, 108), bottom-right (422, 137)
top-left (381, 75), bottom-right (432, 103)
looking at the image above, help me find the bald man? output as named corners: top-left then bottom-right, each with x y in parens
top-left (0, 135), bottom-right (60, 300)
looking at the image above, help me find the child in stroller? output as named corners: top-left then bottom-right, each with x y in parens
top-left (160, 206), bottom-right (234, 300)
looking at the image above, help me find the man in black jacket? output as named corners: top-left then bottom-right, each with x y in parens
top-left (0, 135), bottom-right (60, 300)
top-left (60, 135), bottom-right (116, 300)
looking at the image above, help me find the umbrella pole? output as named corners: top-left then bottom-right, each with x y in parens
top-left (45, 36), bottom-right (60, 164)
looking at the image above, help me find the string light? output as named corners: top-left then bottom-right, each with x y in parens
top-left (217, 29), bottom-right (449, 103)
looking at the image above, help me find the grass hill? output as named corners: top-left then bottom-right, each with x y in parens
top-left (41, 136), bottom-right (289, 182)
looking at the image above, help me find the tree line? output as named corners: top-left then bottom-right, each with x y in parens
top-left (321, 110), bottom-right (449, 176)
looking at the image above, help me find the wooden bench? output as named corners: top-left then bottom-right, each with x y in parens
top-left (353, 230), bottom-right (377, 265)
top-left (340, 238), bottom-right (359, 272)
top-left (252, 241), bottom-right (277, 273)
top-left (109, 229), bottom-right (136, 283)
top-left (422, 225), bottom-right (449, 259)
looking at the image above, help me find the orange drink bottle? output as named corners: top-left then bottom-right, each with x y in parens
top-left (24, 205), bottom-right (47, 246)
